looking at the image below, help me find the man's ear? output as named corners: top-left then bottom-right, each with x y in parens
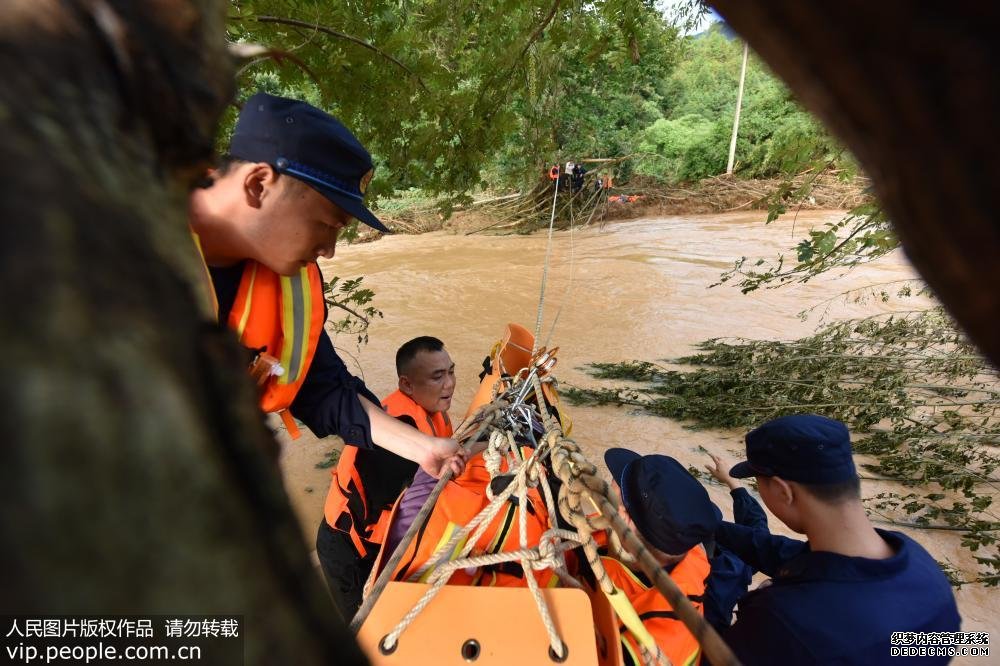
top-left (773, 476), bottom-right (795, 506)
top-left (399, 375), bottom-right (414, 396)
top-left (242, 162), bottom-right (276, 208)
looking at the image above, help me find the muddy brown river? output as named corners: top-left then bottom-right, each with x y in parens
top-left (277, 210), bottom-right (996, 660)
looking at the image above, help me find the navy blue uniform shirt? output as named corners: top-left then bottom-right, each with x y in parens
top-left (718, 524), bottom-right (961, 665)
top-left (705, 488), bottom-right (806, 632)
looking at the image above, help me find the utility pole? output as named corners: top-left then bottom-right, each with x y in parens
top-left (726, 41), bottom-right (749, 175)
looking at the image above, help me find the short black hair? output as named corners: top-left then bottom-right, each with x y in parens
top-left (395, 336), bottom-right (445, 376)
top-left (215, 154), bottom-right (248, 174)
top-left (213, 155), bottom-right (307, 195)
top-left (800, 476), bottom-right (861, 504)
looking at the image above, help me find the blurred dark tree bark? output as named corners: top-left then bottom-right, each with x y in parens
top-left (710, 1), bottom-right (1000, 367)
top-left (0, 1), bottom-right (366, 663)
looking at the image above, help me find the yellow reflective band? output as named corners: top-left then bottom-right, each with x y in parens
top-left (614, 559), bottom-right (650, 591)
top-left (560, 411), bottom-right (573, 437)
top-left (683, 648), bottom-right (700, 666)
top-left (294, 266), bottom-right (312, 381)
top-left (418, 522), bottom-right (456, 583)
top-left (278, 269), bottom-right (309, 385)
top-left (606, 588), bottom-right (658, 653)
top-left (278, 275), bottom-right (295, 384)
top-left (486, 504), bottom-right (516, 554)
top-left (620, 636), bottom-right (640, 666)
top-left (235, 263), bottom-right (258, 337)
top-left (190, 233), bottom-right (219, 319)
top-left (418, 522), bottom-right (469, 583)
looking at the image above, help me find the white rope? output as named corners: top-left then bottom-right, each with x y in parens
top-left (641, 645), bottom-right (670, 666)
top-left (483, 429), bottom-right (507, 488)
top-left (409, 424), bottom-right (550, 585)
top-left (407, 466), bottom-right (523, 583)
top-left (531, 174), bottom-right (561, 357)
top-left (381, 473), bottom-right (526, 651)
top-left (382, 429), bottom-right (573, 654)
top-left (518, 475), bottom-right (565, 658)
top-left (538, 465), bottom-right (583, 589)
top-left (424, 529), bottom-right (583, 580)
top-left (377, 425), bottom-right (674, 666)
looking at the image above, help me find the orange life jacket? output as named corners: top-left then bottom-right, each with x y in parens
top-left (226, 260), bottom-right (326, 438)
top-left (601, 548), bottom-right (709, 666)
top-left (386, 444), bottom-right (561, 588)
top-left (323, 390), bottom-right (453, 557)
top-left (548, 165), bottom-right (560, 181)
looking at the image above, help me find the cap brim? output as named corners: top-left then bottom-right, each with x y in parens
top-left (319, 188), bottom-right (391, 234)
top-left (604, 448), bottom-right (641, 487)
top-left (729, 461), bottom-right (756, 479)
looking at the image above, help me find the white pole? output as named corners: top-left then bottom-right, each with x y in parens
top-left (726, 41), bottom-right (749, 175)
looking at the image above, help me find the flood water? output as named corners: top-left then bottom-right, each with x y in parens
top-left (277, 210), bottom-right (996, 658)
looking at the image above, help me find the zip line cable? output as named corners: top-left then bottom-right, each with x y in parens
top-left (531, 176), bottom-right (562, 358)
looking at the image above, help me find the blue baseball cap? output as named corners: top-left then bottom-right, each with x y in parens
top-left (604, 449), bottom-right (719, 556)
top-left (729, 414), bottom-right (857, 484)
top-left (229, 92), bottom-right (389, 233)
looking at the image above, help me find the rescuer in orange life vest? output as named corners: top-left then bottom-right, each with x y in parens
top-left (602, 449), bottom-right (720, 666)
top-left (187, 93), bottom-right (467, 618)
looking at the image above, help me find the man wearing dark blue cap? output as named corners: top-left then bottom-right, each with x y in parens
top-left (603, 449), bottom-right (719, 666)
top-left (189, 92), bottom-right (466, 618)
top-left (717, 414), bottom-right (960, 664)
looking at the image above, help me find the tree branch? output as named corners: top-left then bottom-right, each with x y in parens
top-left (237, 15), bottom-right (431, 93)
top-left (477, 0), bottom-right (561, 117)
top-left (518, 0), bottom-right (562, 63)
top-left (870, 519), bottom-right (995, 532)
top-left (326, 299), bottom-right (370, 324)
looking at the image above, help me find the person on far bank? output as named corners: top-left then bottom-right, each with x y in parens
top-left (571, 163), bottom-right (585, 193)
top-left (188, 92), bottom-right (466, 619)
top-left (717, 414), bottom-right (960, 665)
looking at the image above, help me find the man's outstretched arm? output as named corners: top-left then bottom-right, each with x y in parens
top-left (358, 395), bottom-right (466, 478)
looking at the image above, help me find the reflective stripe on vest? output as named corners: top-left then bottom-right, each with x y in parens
top-left (190, 232), bottom-right (220, 318)
top-left (388, 446), bottom-right (554, 587)
top-left (323, 391), bottom-right (454, 556)
top-left (278, 268), bottom-right (312, 384)
top-left (602, 548), bottom-right (709, 666)
top-left (227, 261), bottom-right (325, 415)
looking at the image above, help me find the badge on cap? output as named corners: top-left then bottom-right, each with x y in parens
top-left (359, 168), bottom-right (374, 195)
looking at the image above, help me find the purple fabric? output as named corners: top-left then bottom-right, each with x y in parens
top-left (386, 469), bottom-right (438, 556)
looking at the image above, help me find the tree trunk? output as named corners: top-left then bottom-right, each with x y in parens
top-left (709, 1), bottom-right (1000, 367)
top-left (0, 2), bottom-right (366, 663)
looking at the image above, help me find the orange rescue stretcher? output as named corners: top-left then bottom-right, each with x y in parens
top-left (356, 323), bottom-right (630, 665)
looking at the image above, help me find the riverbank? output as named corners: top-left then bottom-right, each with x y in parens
top-left (368, 171), bottom-right (871, 238)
